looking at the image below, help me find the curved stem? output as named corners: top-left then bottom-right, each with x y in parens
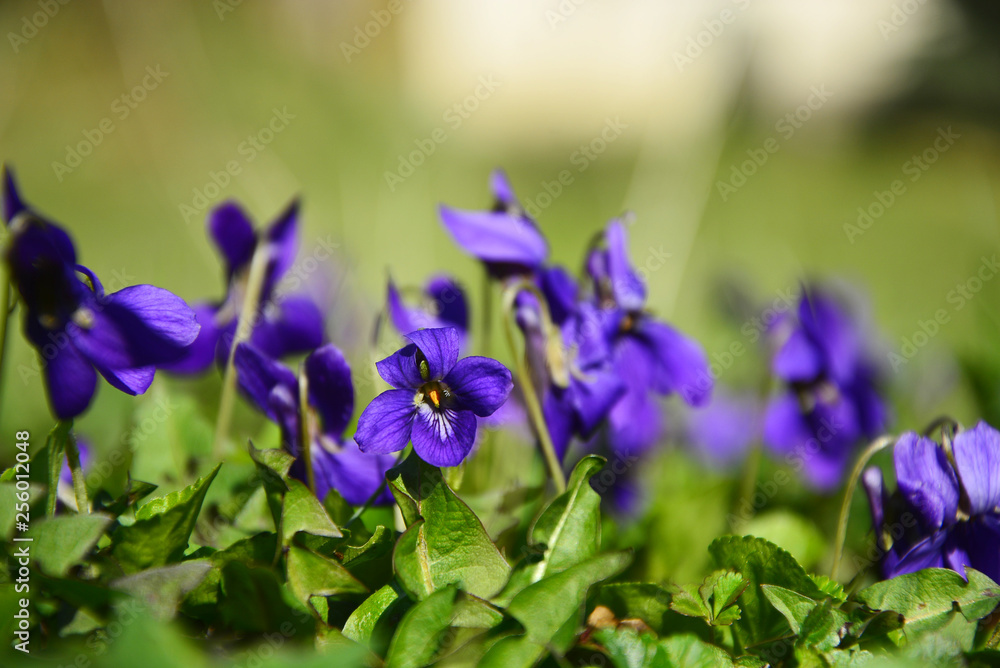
top-left (830, 434), bottom-right (895, 579)
top-left (501, 280), bottom-right (566, 494)
top-left (212, 243), bottom-right (271, 460)
top-left (64, 425), bottom-right (90, 514)
top-left (298, 364), bottom-right (317, 497)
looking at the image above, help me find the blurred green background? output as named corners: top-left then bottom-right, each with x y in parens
top-left (2, 0), bottom-right (1000, 664)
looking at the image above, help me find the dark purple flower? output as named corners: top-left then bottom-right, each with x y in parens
top-left (3, 168), bottom-right (200, 419)
top-left (166, 200), bottom-right (324, 373)
top-left (586, 218), bottom-right (711, 454)
top-left (234, 342), bottom-right (395, 505)
top-left (386, 275), bottom-right (468, 346)
top-left (355, 327), bottom-right (513, 467)
top-left (438, 169), bottom-right (548, 278)
top-left (686, 389), bottom-right (760, 470)
top-left (540, 302), bottom-right (625, 459)
top-left (763, 288), bottom-right (886, 490)
top-left (864, 422), bottom-right (1000, 582)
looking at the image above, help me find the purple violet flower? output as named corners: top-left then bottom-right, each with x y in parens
top-left (864, 422), bottom-right (1000, 582)
top-left (763, 287), bottom-right (886, 490)
top-left (3, 167), bottom-right (200, 419)
top-left (438, 169), bottom-right (548, 278)
top-left (386, 275), bottom-right (468, 346)
top-left (234, 342), bottom-right (395, 505)
top-left (354, 327), bottom-right (513, 467)
top-left (166, 200), bottom-right (324, 373)
top-left (586, 217), bottom-right (712, 455)
top-left (686, 389), bottom-right (760, 470)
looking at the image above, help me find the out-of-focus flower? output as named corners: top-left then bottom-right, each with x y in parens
top-left (864, 423), bottom-right (1000, 582)
top-left (3, 168), bottom-right (200, 418)
top-left (234, 342), bottom-right (395, 505)
top-left (587, 217), bottom-right (711, 455)
top-left (438, 169), bottom-right (548, 278)
top-left (355, 327), bottom-right (512, 466)
top-left (687, 389), bottom-right (760, 470)
top-left (167, 200), bottom-right (324, 373)
top-left (763, 287), bottom-right (886, 490)
top-left (386, 275), bottom-right (468, 346)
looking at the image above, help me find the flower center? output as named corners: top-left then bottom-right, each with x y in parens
top-left (415, 380), bottom-right (451, 411)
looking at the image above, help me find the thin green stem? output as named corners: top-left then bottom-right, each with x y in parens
top-left (732, 445), bottom-right (762, 529)
top-left (64, 426), bottom-right (89, 514)
top-left (212, 243), bottom-right (271, 460)
top-left (480, 267), bottom-right (492, 356)
top-left (501, 280), bottom-right (566, 494)
top-left (298, 364), bottom-right (317, 497)
top-left (830, 434), bottom-right (895, 579)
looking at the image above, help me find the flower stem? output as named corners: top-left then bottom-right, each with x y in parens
top-left (213, 242), bottom-right (271, 460)
top-left (480, 267), bottom-right (492, 356)
top-left (297, 364), bottom-right (317, 497)
top-left (64, 426), bottom-right (89, 514)
top-left (830, 434), bottom-right (895, 579)
top-left (501, 281), bottom-right (566, 494)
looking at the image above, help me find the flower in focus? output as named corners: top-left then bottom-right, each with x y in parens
top-left (355, 327), bottom-right (513, 466)
top-left (386, 275), bottom-right (468, 346)
top-left (3, 168), bottom-right (200, 419)
top-left (763, 287), bottom-right (886, 490)
top-left (586, 217), bottom-right (712, 455)
top-left (167, 200), bottom-right (324, 373)
top-left (864, 422), bottom-right (1000, 582)
top-left (686, 389), bottom-right (760, 470)
top-left (234, 342), bottom-right (395, 505)
top-left (438, 169), bottom-right (548, 278)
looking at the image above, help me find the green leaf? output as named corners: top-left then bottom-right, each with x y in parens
top-left (286, 544), bottom-right (367, 615)
top-left (249, 441), bottom-right (295, 490)
top-left (761, 585), bottom-right (818, 634)
top-left (660, 633), bottom-right (738, 668)
top-left (111, 464), bottom-right (221, 573)
top-left (741, 510), bottom-right (826, 570)
top-left (797, 601), bottom-right (849, 652)
top-left (592, 582), bottom-right (675, 634)
top-left (281, 478), bottom-right (342, 544)
top-left (593, 626), bottom-right (671, 668)
top-left (670, 583), bottom-right (711, 621)
top-left (216, 560), bottom-right (310, 633)
top-left (670, 570), bottom-right (747, 627)
top-left (342, 524), bottom-right (394, 567)
top-left (526, 455), bottom-right (604, 578)
top-left (26, 513), bottom-right (111, 577)
top-left (182, 532), bottom-right (276, 617)
top-left (856, 567), bottom-right (1000, 637)
top-left (99, 478), bottom-right (158, 517)
top-left (343, 582), bottom-right (412, 655)
top-left (112, 560), bottom-right (212, 621)
top-left (388, 454), bottom-right (510, 600)
top-left (505, 550), bottom-right (632, 653)
top-left (809, 574), bottom-right (847, 602)
top-left (709, 535), bottom-right (824, 644)
top-left (385, 586), bottom-right (459, 668)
